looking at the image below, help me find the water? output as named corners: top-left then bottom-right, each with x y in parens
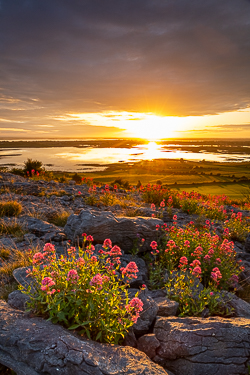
top-left (1, 142), bottom-right (250, 172)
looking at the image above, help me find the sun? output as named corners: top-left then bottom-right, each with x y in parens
top-left (117, 113), bottom-right (185, 140)
top-left (143, 141), bottom-right (162, 159)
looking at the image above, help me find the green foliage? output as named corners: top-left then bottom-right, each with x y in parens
top-left (85, 195), bottom-right (99, 206)
top-left (23, 238), bottom-right (143, 344)
top-left (0, 201), bottom-right (22, 217)
top-left (166, 270), bottom-right (234, 317)
top-left (224, 212), bottom-right (249, 242)
top-left (148, 219), bottom-right (243, 316)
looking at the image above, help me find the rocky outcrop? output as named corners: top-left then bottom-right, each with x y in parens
top-left (152, 316), bottom-right (250, 375)
top-left (0, 300), bottom-right (171, 375)
top-left (64, 209), bottom-right (163, 252)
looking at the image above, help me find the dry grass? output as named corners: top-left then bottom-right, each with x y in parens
top-left (0, 246), bottom-right (35, 301)
top-left (0, 219), bottom-right (27, 240)
top-left (0, 201), bottom-right (22, 217)
top-left (48, 210), bottom-right (71, 227)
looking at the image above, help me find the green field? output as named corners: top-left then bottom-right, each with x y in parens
top-left (51, 158), bottom-right (250, 200)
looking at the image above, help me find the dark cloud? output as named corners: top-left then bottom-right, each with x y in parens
top-left (0, 0), bottom-right (250, 132)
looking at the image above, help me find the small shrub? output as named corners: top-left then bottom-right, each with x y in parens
top-left (0, 201), bottom-right (22, 217)
top-left (23, 236), bottom-right (143, 344)
top-left (112, 178), bottom-right (130, 189)
top-left (23, 158), bottom-right (43, 177)
top-left (72, 173), bottom-right (82, 184)
top-left (48, 211), bottom-right (71, 227)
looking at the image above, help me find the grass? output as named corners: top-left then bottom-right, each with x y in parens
top-left (47, 210), bottom-right (71, 227)
top-left (0, 201), bottom-right (22, 217)
top-left (0, 246), bottom-right (34, 301)
top-left (0, 219), bottom-right (26, 239)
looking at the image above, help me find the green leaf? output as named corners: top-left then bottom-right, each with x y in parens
top-left (68, 324), bottom-right (81, 330)
top-left (96, 331), bottom-right (102, 341)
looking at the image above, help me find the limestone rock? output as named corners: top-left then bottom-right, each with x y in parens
top-left (137, 334), bottom-right (161, 359)
top-left (153, 316), bottom-right (250, 375)
top-left (7, 290), bottom-right (30, 311)
top-left (154, 297), bottom-right (179, 317)
top-left (0, 300), bottom-right (169, 375)
top-left (64, 209), bottom-right (163, 252)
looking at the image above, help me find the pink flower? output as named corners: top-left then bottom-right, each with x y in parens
top-left (211, 267), bottom-right (222, 283)
top-left (109, 245), bottom-right (122, 257)
top-left (167, 240), bottom-right (176, 247)
top-left (66, 269), bottom-right (79, 283)
top-left (179, 256), bottom-right (188, 267)
top-left (86, 235), bottom-right (94, 242)
top-left (192, 266), bottom-right (202, 276)
top-left (173, 215), bottom-right (177, 221)
top-left (121, 262), bottom-right (139, 279)
top-left (125, 297), bottom-right (143, 323)
top-left (204, 254), bottom-right (211, 263)
top-left (41, 277), bottom-right (55, 287)
top-left (160, 200), bottom-right (165, 208)
top-left (41, 277), bottom-right (55, 291)
top-left (128, 297), bottom-right (143, 311)
top-left (208, 248), bottom-right (214, 256)
top-left (32, 252), bottom-right (44, 264)
top-left (103, 238), bottom-right (112, 248)
top-left (43, 243), bottom-right (55, 253)
top-left (47, 289), bottom-right (56, 295)
top-left (77, 257), bottom-right (85, 266)
top-left (151, 203), bottom-right (156, 211)
top-left (184, 240), bottom-right (190, 247)
top-left (150, 241), bottom-right (158, 250)
top-left (90, 273), bottom-right (103, 290)
top-left (190, 259), bottom-right (201, 267)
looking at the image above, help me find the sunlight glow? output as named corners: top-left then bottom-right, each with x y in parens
top-left (53, 108), bottom-right (250, 140)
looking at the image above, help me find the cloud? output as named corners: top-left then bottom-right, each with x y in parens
top-left (0, 0), bottom-right (250, 137)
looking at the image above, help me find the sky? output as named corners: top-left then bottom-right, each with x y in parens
top-left (1, 0), bottom-right (250, 140)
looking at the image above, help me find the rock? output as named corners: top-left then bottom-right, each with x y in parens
top-left (7, 290), bottom-right (30, 311)
top-left (137, 334), bottom-right (161, 359)
top-left (19, 216), bottom-right (60, 237)
top-left (245, 233), bottom-right (250, 253)
top-left (153, 316), bottom-right (250, 375)
top-left (225, 293), bottom-right (250, 318)
top-left (13, 266), bottom-right (36, 292)
top-left (154, 297), bottom-right (179, 317)
top-left (64, 209), bottom-right (163, 252)
top-left (0, 300), bottom-right (169, 375)
top-left (148, 289), bottom-right (167, 299)
top-left (130, 289), bottom-right (159, 335)
top-left (124, 327), bottom-right (137, 348)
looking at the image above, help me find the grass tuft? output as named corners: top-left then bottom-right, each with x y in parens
top-left (0, 201), bottom-right (22, 217)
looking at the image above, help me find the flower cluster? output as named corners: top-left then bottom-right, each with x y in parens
top-left (24, 235), bottom-right (142, 345)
